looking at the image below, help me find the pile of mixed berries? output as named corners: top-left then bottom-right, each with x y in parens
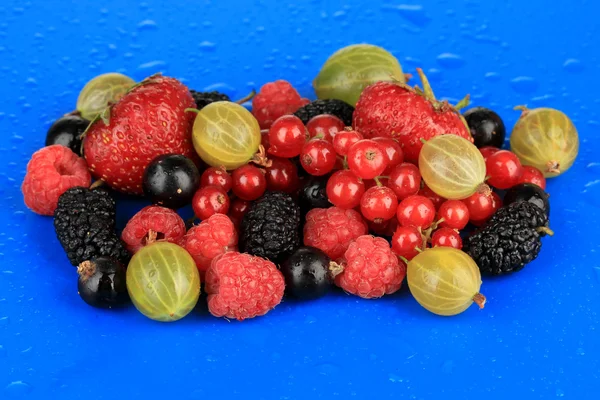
top-left (21, 44), bottom-right (577, 321)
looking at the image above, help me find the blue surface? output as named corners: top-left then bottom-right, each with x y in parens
top-left (1, 0), bottom-right (599, 398)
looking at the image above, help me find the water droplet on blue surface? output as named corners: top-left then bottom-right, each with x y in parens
top-left (441, 360), bottom-right (453, 374)
top-left (436, 53), bottom-right (465, 69)
top-left (388, 373), bottom-right (404, 383)
top-left (0, 316), bottom-right (8, 325)
top-left (592, 267), bottom-right (600, 282)
top-left (563, 59), bottom-right (584, 73)
top-left (556, 389), bottom-right (565, 397)
top-left (137, 20), bottom-right (157, 30)
top-left (4, 381), bottom-right (32, 398)
top-left (510, 76), bottom-right (538, 94)
top-left (138, 60), bottom-right (167, 71)
top-left (582, 180), bottom-right (600, 207)
top-left (315, 363), bottom-right (340, 376)
top-left (199, 41), bottom-right (216, 52)
top-left (382, 4), bottom-right (430, 27)
top-left (576, 348), bottom-right (585, 356)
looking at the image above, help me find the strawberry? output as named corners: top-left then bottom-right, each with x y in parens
top-left (83, 74), bottom-right (196, 195)
top-left (353, 68), bottom-right (472, 163)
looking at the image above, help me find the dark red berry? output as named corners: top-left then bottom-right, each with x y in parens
top-left (470, 193), bottom-right (501, 226)
top-left (231, 164), bottom-right (267, 201)
top-left (418, 185), bottom-right (446, 210)
top-left (437, 200), bottom-right (470, 230)
top-left (267, 115), bottom-right (308, 158)
top-left (373, 137), bottom-right (404, 173)
top-left (200, 166), bottom-right (232, 192)
top-left (306, 114), bottom-right (345, 142)
top-left (332, 129), bottom-right (363, 156)
top-left (326, 170), bottom-right (365, 209)
top-left (347, 139), bottom-right (388, 180)
top-left (300, 139), bottom-right (336, 176)
top-left (479, 146), bottom-right (500, 161)
top-left (229, 198), bottom-right (251, 220)
top-left (518, 165), bottom-right (546, 190)
top-left (265, 157), bottom-right (299, 193)
top-left (462, 191), bottom-right (501, 222)
top-left (396, 195), bottom-right (435, 229)
top-left (392, 225), bottom-right (424, 260)
top-left (368, 218), bottom-right (398, 237)
top-left (431, 227), bottom-right (463, 249)
top-left (192, 186), bottom-right (230, 220)
top-left (388, 163), bottom-right (421, 200)
top-left (360, 186), bottom-right (398, 223)
top-left (260, 129), bottom-right (270, 152)
top-left (486, 150), bottom-right (523, 189)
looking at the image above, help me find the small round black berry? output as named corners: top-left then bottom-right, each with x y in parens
top-left (463, 107), bottom-right (506, 148)
top-left (77, 257), bottom-right (129, 308)
top-left (143, 154), bottom-right (200, 209)
top-left (45, 115), bottom-right (89, 155)
top-left (504, 183), bottom-right (550, 216)
top-left (300, 176), bottom-right (330, 214)
top-left (280, 246), bottom-right (333, 300)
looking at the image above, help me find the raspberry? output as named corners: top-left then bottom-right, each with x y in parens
top-left (179, 214), bottom-right (238, 279)
top-left (121, 205), bottom-right (186, 254)
top-left (334, 235), bottom-right (406, 298)
top-left (303, 207), bottom-right (368, 260)
top-left (205, 252), bottom-right (284, 320)
top-left (252, 80), bottom-right (310, 129)
top-left (21, 145), bottom-right (91, 215)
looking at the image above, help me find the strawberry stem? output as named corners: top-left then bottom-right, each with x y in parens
top-left (454, 94), bottom-right (471, 111)
top-left (416, 68), bottom-right (436, 102)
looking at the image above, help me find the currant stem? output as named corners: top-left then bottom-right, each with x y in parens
top-left (473, 293), bottom-right (487, 309)
top-left (328, 261), bottom-right (345, 278)
top-left (235, 89), bottom-right (257, 104)
top-left (249, 145), bottom-right (272, 168)
top-left (398, 256), bottom-right (409, 264)
top-left (77, 260), bottom-right (95, 279)
top-left (185, 108), bottom-right (201, 114)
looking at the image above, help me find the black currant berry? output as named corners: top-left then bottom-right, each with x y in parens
top-left (143, 154), bottom-right (200, 209)
top-left (45, 115), bottom-right (89, 155)
top-left (280, 246), bottom-right (333, 300)
top-left (299, 176), bottom-right (330, 214)
top-left (463, 107), bottom-right (506, 148)
top-left (503, 183), bottom-right (550, 217)
top-left (77, 257), bottom-right (129, 308)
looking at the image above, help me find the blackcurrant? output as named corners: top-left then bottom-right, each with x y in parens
top-left (299, 175), bottom-right (330, 215)
top-left (77, 257), bottom-right (129, 308)
top-left (143, 154), bottom-right (200, 209)
top-left (280, 246), bottom-right (333, 300)
top-left (463, 107), bottom-right (506, 148)
top-left (45, 115), bottom-right (89, 155)
top-left (503, 183), bottom-right (550, 216)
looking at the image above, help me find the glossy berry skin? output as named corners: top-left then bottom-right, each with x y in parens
top-left (306, 114), bottom-right (345, 142)
top-left (142, 154), bottom-right (200, 209)
top-left (463, 191), bottom-right (500, 222)
top-left (463, 107), bottom-right (506, 148)
top-left (332, 129), bottom-right (363, 156)
top-left (504, 183), bottom-right (550, 216)
top-left (200, 166), bottom-right (232, 192)
top-left (519, 165), bottom-right (546, 190)
top-left (431, 227), bottom-right (463, 249)
top-left (418, 185), bottom-right (446, 210)
top-left (486, 150), bottom-right (523, 189)
top-left (45, 115), bottom-right (89, 155)
top-left (268, 115), bottom-right (308, 158)
top-left (77, 257), bottom-right (129, 308)
top-left (396, 195), bottom-right (436, 228)
top-left (388, 163), bottom-right (421, 200)
top-left (300, 176), bottom-right (330, 213)
top-left (192, 186), bottom-right (230, 220)
top-left (392, 225), bottom-right (424, 260)
top-left (479, 146), bottom-right (500, 161)
top-left (437, 200), bottom-right (470, 230)
top-left (360, 186), bottom-right (398, 222)
top-left (373, 137), bottom-right (404, 173)
top-left (280, 246), bottom-right (333, 300)
top-left (347, 139), bottom-right (388, 180)
top-left (229, 198), bottom-right (251, 220)
top-left (265, 157), bottom-right (299, 193)
top-left (326, 170), bottom-right (365, 209)
top-left (300, 139), bottom-right (336, 176)
top-left (231, 164), bottom-right (267, 201)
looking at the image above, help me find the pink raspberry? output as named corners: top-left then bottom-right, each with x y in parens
top-left (303, 207), bottom-right (368, 260)
top-left (205, 252), bottom-right (284, 321)
top-left (121, 205), bottom-right (186, 253)
top-left (21, 145), bottom-right (91, 215)
top-left (179, 214), bottom-right (238, 280)
top-left (335, 235), bottom-right (406, 299)
top-left (252, 80), bottom-right (310, 129)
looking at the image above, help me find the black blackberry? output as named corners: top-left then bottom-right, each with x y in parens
top-left (54, 187), bottom-right (130, 266)
top-left (487, 201), bottom-right (552, 236)
top-left (190, 90), bottom-right (230, 109)
top-left (504, 183), bottom-right (550, 216)
top-left (240, 191), bottom-right (301, 264)
top-left (294, 99), bottom-right (354, 126)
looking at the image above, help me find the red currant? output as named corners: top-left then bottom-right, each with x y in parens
top-left (431, 227), bottom-right (463, 249)
top-left (392, 225), bottom-right (425, 260)
top-left (260, 128), bottom-right (270, 152)
top-left (306, 114), bottom-right (345, 142)
top-left (396, 195), bottom-right (436, 229)
top-left (418, 185), bottom-right (446, 210)
top-left (373, 137), bottom-right (404, 172)
top-left (265, 157), bottom-right (299, 193)
top-left (519, 165), bottom-right (546, 189)
top-left (388, 163), bottom-right (421, 200)
top-left (462, 191), bottom-right (501, 222)
top-left (332, 129), bottom-right (363, 156)
top-left (347, 139), bottom-right (388, 180)
top-left (300, 139), bottom-right (336, 176)
top-left (192, 186), bottom-right (230, 220)
top-left (437, 200), bottom-right (470, 230)
top-left (479, 146), bottom-right (499, 161)
top-left (228, 198), bottom-right (250, 228)
top-left (267, 115), bottom-right (308, 158)
top-left (326, 170), bottom-right (365, 209)
top-left (470, 193), bottom-right (501, 226)
top-left (200, 166), bottom-right (232, 192)
top-left (368, 218), bottom-right (398, 237)
top-left (486, 150), bottom-right (523, 189)
top-left (231, 164), bottom-right (267, 201)
top-left (360, 186), bottom-right (398, 223)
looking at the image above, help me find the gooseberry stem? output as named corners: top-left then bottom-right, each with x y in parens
top-left (514, 105), bottom-right (530, 117)
top-left (473, 293), bottom-right (487, 309)
top-left (546, 160), bottom-right (560, 174)
top-left (328, 261), bottom-right (345, 278)
top-left (537, 226), bottom-right (555, 236)
top-left (235, 89), bottom-right (257, 105)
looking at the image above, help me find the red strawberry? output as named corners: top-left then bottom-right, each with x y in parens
top-left (353, 68), bottom-right (472, 163)
top-left (83, 74), bottom-right (196, 195)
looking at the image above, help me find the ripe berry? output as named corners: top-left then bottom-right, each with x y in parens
top-left (143, 154), bottom-right (200, 209)
top-left (326, 170), bottom-right (365, 209)
top-left (306, 114), bottom-right (345, 142)
top-left (121, 205), bottom-right (186, 254)
top-left (360, 186), bottom-right (398, 223)
top-left (504, 183), bottom-right (550, 216)
top-left (418, 185), bottom-right (446, 210)
top-left (300, 139), bottom-right (336, 176)
top-left (463, 107), bottom-right (506, 148)
top-left (437, 200), bottom-right (470, 230)
top-left (486, 150), bottom-right (523, 189)
top-left (347, 139), bottom-right (388, 180)
top-left (388, 163), bottom-right (421, 200)
top-left (265, 157), bottom-right (299, 193)
top-left (280, 246), bottom-right (333, 300)
top-left (252, 80), bottom-right (309, 129)
top-left (300, 176), bottom-right (330, 214)
top-left (391, 225), bottom-right (424, 261)
top-left (431, 227), bottom-right (463, 249)
top-left (77, 257), bottom-right (129, 308)
top-left (373, 137), bottom-right (404, 172)
top-left (229, 198), bottom-right (251, 220)
top-left (462, 191), bottom-right (500, 222)
top-left (332, 129), bottom-right (363, 156)
top-left (479, 146), bottom-right (500, 161)
top-left (260, 129), bottom-right (270, 152)
top-left (267, 115), bottom-right (308, 158)
top-left (368, 217), bottom-right (398, 237)
top-left (397, 195), bottom-right (436, 228)
top-left (231, 164), bottom-right (267, 200)
top-left (518, 165), bottom-right (546, 190)
top-left (200, 166), bottom-right (232, 192)
top-left (45, 115), bottom-right (89, 155)
top-left (192, 186), bottom-right (230, 220)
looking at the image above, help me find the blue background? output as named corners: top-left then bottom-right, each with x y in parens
top-left (0, 0), bottom-right (599, 399)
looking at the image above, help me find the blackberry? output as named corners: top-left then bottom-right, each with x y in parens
top-left (54, 187), bottom-right (130, 266)
top-left (240, 191), bottom-right (301, 264)
top-left (504, 183), bottom-right (550, 217)
top-left (294, 99), bottom-right (354, 126)
top-left (190, 90), bottom-right (230, 109)
top-left (487, 201), bottom-right (552, 236)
